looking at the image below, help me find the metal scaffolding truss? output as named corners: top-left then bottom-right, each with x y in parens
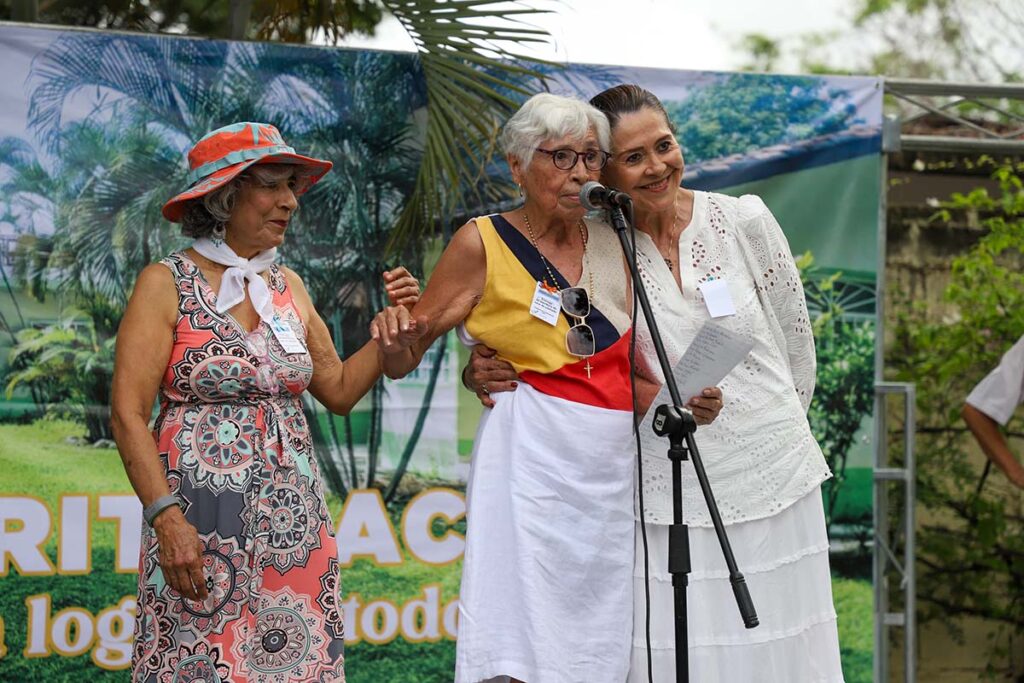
top-left (883, 78), bottom-right (1024, 155)
top-left (872, 383), bottom-right (916, 683)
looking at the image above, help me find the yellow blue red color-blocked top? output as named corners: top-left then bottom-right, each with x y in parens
top-left (463, 214), bottom-right (633, 411)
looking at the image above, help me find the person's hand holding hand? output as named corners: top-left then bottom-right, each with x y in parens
top-left (383, 266), bottom-right (420, 311)
top-left (370, 306), bottom-right (428, 354)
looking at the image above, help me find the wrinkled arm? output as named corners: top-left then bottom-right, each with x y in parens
top-left (111, 264), bottom-right (177, 511)
top-left (291, 267), bottom-right (419, 415)
top-left (377, 221), bottom-right (486, 379)
top-left (110, 264), bottom-right (207, 601)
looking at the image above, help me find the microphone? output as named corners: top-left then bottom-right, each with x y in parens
top-left (579, 181), bottom-right (631, 211)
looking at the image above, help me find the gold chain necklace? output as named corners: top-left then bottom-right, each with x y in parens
top-left (522, 212), bottom-right (593, 298)
top-left (523, 212), bottom-right (595, 378)
top-left (663, 209), bottom-right (683, 271)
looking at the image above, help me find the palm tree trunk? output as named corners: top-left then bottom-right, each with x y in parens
top-left (364, 285), bottom-right (384, 488)
top-left (384, 333), bottom-right (447, 503)
top-left (327, 309), bottom-right (358, 488)
top-left (325, 412), bottom-right (348, 489)
top-left (0, 308), bottom-right (17, 344)
top-left (342, 413), bottom-right (358, 488)
top-left (0, 259), bottom-right (27, 330)
top-left (227, 0), bottom-right (253, 40)
top-left (365, 380), bottom-right (383, 488)
top-left (140, 220), bottom-right (151, 267)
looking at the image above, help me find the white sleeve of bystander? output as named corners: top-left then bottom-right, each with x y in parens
top-left (966, 333), bottom-right (1024, 425)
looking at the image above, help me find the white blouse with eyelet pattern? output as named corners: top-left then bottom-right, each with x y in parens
top-left (630, 190), bottom-right (832, 527)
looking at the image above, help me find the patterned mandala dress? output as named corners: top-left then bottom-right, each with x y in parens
top-left (131, 252), bottom-right (345, 683)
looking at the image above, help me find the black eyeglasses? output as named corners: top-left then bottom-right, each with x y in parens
top-left (536, 148), bottom-right (611, 172)
top-left (560, 287), bottom-right (595, 357)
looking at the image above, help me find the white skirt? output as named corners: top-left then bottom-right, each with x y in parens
top-left (455, 383), bottom-right (636, 683)
top-left (628, 489), bottom-right (845, 682)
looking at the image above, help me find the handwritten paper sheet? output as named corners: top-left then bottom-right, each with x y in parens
top-left (637, 321), bottom-right (754, 452)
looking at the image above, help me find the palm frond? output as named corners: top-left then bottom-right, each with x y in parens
top-left (28, 33), bottom-right (231, 150)
top-left (0, 137), bottom-right (38, 170)
top-left (381, 0), bottom-right (555, 249)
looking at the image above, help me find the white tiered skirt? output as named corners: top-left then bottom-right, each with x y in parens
top-left (628, 489), bottom-right (845, 682)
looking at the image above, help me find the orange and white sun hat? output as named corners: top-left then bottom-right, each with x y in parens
top-left (162, 122), bottom-right (333, 222)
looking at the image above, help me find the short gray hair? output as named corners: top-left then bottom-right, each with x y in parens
top-left (180, 163), bottom-right (313, 239)
top-left (500, 93), bottom-right (611, 172)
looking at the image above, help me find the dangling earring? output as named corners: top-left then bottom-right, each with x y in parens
top-left (211, 223), bottom-right (226, 246)
top-left (517, 184), bottom-right (523, 197)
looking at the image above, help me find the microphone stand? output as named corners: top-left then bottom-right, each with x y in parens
top-left (607, 202), bottom-right (759, 683)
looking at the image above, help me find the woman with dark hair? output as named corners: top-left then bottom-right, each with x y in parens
top-left (465, 86), bottom-right (843, 682)
top-left (111, 122), bottom-right (420, 682)
top-left (373, 93), bottom-right (722, 683)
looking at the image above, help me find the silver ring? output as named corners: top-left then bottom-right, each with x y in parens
top-left (482, 382), bottom-right (490, 395)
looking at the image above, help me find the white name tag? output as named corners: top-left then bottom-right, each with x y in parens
top-left (270, 315), bottom-right (307, 354)
top-left (697, 278), bottom-right (736, 318)
top-left (529, 281), bottom-right (561, 326)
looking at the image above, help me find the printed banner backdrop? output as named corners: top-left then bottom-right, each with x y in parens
top-left (0, 24), bottom-right (881, 682)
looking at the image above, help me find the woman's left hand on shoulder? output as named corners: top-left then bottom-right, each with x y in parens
top-left (687, 386), bottom-right (724, 426)
top-left (383, 266), bottom-right (420, 310)
top-left (370, 305), bottom-right (428, 354)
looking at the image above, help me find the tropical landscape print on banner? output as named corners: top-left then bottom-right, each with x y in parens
top-left (0, 24), bottom-right (880, 681)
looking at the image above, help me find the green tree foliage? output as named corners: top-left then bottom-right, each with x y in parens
top-left (889, 162), bottom-right (1024, 638)
top-left (4, 35), bottom-right (432, 477)
top-left (0, 23), bottom-right (536, 496)
top-left (10, 234), bottom-right (52, 302)
top-left (736, 0), bottom-right (1023, 82)
top-left (0, 0), bottom-right (383, 43)
top-left (849, 0), bottom-right (1023, 81)
top-left (7, 0), bottom-right (554, 247)
top-left (801, 261), bottom-right (877, 528)
top-left (664, 74), bottom-right (859, 164)
top-left (738, 33), bottom-right (781, 73)
top-left (6, 314), bottom-right (116, 441)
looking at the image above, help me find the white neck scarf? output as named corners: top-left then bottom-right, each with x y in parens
top-left (192, 238), bottom-right (278, 324)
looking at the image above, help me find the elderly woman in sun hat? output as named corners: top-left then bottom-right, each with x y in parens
top-left (111, 121), bottom-right (420, 682)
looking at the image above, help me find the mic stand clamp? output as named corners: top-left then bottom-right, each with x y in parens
top-left (609, 204), bottom-right (759, 683)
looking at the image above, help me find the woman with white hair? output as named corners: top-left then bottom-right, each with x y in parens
top-left (464, 84), bottom-right (843, 682)
top-left (371, 93), bottom-right (718, 682)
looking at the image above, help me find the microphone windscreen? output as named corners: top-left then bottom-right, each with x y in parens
top-left (579, 181), bottom-right (604, 212)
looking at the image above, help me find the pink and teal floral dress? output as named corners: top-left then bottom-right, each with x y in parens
top-left (131, 251), bottom-right (345, 682)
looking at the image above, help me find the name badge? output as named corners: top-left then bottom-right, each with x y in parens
top-left (529, 281), bottom-right (561, 326)
top-left (697, 278), bottom-right (736, 318)
top-left (270, 315), bottom-right (307, 354)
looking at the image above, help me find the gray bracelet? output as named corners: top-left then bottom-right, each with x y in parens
top-left (144, 494), bottom-right (181, 526)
